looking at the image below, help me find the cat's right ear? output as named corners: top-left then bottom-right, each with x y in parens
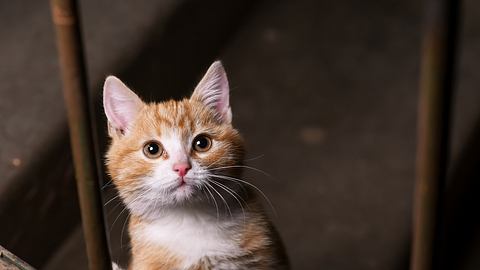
top-left (103, 76), bottom-right (143, 137)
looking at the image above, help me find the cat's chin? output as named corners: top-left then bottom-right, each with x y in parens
top-left (171, 184), bottom-right (196, 203)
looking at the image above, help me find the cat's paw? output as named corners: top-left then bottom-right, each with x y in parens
top-left (112, 262), bottom-right (123, 270)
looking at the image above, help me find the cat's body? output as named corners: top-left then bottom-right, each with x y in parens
top-left (128, 202), bottom-right (286, 269)
top-left (104, 61), bottom-right (289, 269)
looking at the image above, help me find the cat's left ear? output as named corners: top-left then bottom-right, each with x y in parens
top-left (191, 61), bottom-right (232, 123)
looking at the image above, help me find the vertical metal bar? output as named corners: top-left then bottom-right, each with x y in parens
top-left (410, 0), bottom-right (460, 270)
top-left (49, 1), bottom-right (112, 269)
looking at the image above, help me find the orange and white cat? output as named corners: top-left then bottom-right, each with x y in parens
top-left (104, 61), bottom-right (289, 270)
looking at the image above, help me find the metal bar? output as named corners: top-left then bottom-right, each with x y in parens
top-left (49, 1), bottom-right (112, 269)
top-left (410, 0), bottom-right (460, 270)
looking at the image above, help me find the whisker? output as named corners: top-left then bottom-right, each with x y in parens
top-left (106, 199), bottom-right (125, 218)
top-left (209, 179), bottom-right (246, 222)
top-left (244, 154), bottom-right (265, 162)
top-left (201, 187), bottom-right (211, 204)
top-left (208, 165), bottom-right (272, 178)
top-left (206, 181), bottom-right (232, 217)
top-left (101, 179), bottom-right (114, 190)
top-left (110, 187), bottom-right (151, 232)
top-left (110, 204), bottom-right (129, 234)
top-left (207, 173), bottom-right (277, 216)
top-left (120, 212), bottom-right (131, 249)
top-left (204, 184), bottom-right (220, 219)
top-left (104, 194), bottom-right (121, 207)
top-left (204, 157), bottom-right (229, 170)
top-left (209, 179), bottom-right (248, 209)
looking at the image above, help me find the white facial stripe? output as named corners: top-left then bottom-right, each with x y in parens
top-left (161, 130), bottom-right (189, 164)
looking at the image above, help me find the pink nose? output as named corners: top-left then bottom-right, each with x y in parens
top-left (173, 162), bottom-right (191, 177)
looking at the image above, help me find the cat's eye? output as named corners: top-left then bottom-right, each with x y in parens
top-left (192, 135), bottom-right (212, 152)
top-left (143, 141), bottom-right (163, 159)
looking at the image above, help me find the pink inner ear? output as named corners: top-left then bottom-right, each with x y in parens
top-left (214, 73), bottom-right (230, 113)
top-left (192, 61), bottom-right (231, 122)
top-left (109, 98), bottom-right (138, 130)
top-left (103, 76), bottom-right (142, 132)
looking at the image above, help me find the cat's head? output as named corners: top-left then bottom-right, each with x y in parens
top-left (104, 61), bottom-right (245, 218)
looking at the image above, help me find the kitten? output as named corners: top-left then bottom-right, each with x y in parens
top-left (103, 61), bottom-right (289, 270)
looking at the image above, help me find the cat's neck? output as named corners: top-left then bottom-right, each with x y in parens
top-left (127, 195), bottom-right (268, 269)
top-left (131, 199), bottom-right (251, 225)
top-left (128, 203), bottom-right (256, 269)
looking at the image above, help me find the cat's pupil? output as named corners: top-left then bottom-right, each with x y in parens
top-left (147, 143), bottom-right (159, 154)
top-left (196, 138), bottom-right (208, 148)
top-left (142, 140), bottom-right (163, 159)
top-left (192, 135), bottom-right (212, 152)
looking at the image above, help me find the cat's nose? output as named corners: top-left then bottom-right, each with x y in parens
top-left (173, 162), bottom-right (191, 177)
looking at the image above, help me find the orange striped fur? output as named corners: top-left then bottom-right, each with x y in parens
top-left (104, 62), bottom-right (289, 269)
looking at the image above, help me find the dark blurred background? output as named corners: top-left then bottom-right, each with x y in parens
top-left (1, 0), bottom-right (480, 269)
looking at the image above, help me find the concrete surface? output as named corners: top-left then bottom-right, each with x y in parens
top-left (2, 0), bottom-right (480, 269)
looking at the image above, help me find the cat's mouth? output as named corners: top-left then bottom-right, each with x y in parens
top-left (179, 176), bottom-right (187, 186)
top-left (169, 177), bottom-right (198, 201)
top-left (175, 179), bottom-right (188, 190)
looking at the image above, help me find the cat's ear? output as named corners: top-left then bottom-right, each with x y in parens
top-left (103, 76), bottom-right (143, 136)
top-left (191, 61), bottom-right (232, 123)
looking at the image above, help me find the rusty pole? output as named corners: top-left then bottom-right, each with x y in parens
top-left (49, 0), bottom-right (112, 269)
top-left (410, 0), bottom-right (460, 270)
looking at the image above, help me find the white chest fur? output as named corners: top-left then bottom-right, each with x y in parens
top-left (133, 208), bottom-right (244, 268)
